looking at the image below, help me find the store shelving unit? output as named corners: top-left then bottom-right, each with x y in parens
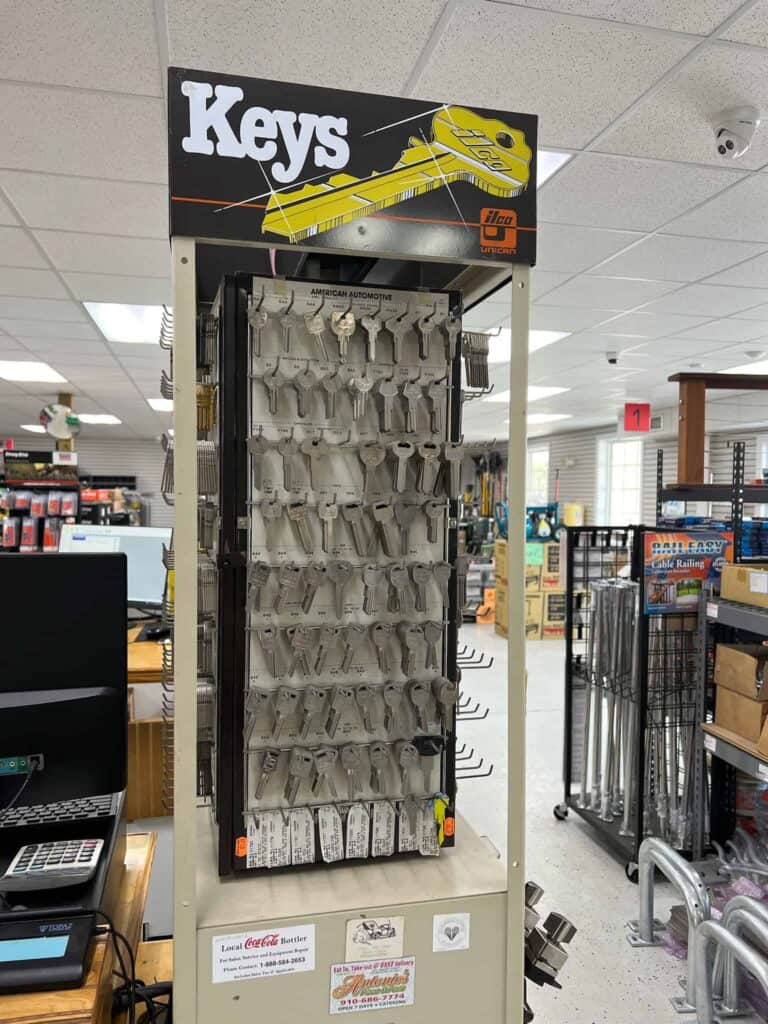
top-left (694, 595), bottom-right (768, 850)
top-left (657, 442), bottom-right (768, 563)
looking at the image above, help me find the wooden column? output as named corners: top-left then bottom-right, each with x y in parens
top-left (677, 378), bottom-right (706, 483)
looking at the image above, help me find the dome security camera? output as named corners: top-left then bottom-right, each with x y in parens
top-left (713, 106), bottom-right (760, 159)
top-left (606, 351), bottom-right (618, 366)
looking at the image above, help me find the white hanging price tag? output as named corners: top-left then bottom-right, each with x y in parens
top-left (345, 804), bottom-right (371, 860)
top-left (290, 808), bottom-right (316, 866)
top-left (247, 813), bottom-right (269, 869)
top-left (703, 734), bottom-right (716, 754)
top-left (267, 810), bottom-right (291, 868)
top-left (318, 805), bottom-right (344, 863)
top-left (398, 802), bottom-right (418, 853)
top-left (757, 762), bottom-right (768, 781)
top-left (372, 801), bottom-right (396, 857)
top-left (419, 801), bottom-right (440, 857)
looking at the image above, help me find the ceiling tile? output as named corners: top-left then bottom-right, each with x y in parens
top-left (600, 44), bottom-right (768, 170)
top-left (538, 153), bottom-right (742, 230)
top-left (0, 226), bottom-right (47, 269)
top-left (0, 0), bottom-right (162, 95)
top-left (0, 297), bottom-right (86, 321)
top-left (733, 302), bottom-right (768, 320)
top-left (22, 339), bottom-right (108, 356)
top-left (33, 232), bottom-right (169, 277)
top-left (664, 174), bottom-right (768, 242)
top-left (705, 250), bottom-right (768, 287)
top-left (511, 0), bottom-right (743, 33)
top-left (537, 223), bottom-right (640, 273)
top-left (0, 172), bottom-right (167, 237)
top-left (530, 305), bottom-right (618, 331)
top-left (722, 0), bottom-right (768, 46)
top-left (674, 318), bottom-right (768, 342)
top-left (643, 283), bottom-right (768, 316)
top-left (0, 338), bottom-right (25, 353)
top-left (595, 233), bottom-right (768, 282)
top-left (0, 267), bottom-right (67, 299)
top-left (0, 82), bottom-right (166, 183)
top-left (62, 273), bottom-right (171, 305)
top-left (598, 310), bottom-right (712, 336)
top-left (532, 271), bottom-right (571, 300)
top-left (628, 338), bottom-right (724, 361)
top-left (415, 3), bottom-right (695, 148)
top-left (0, 319), bottom-right (99, 341)
top-left (167, 0), bottom-right (445, 94)
top-left (541, 274), bottom-right (678, 309)
top-left (0, 191), bottom-right (19, 226)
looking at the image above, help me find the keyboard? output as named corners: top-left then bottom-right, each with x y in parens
top-left (0, 839), bottom-right (104, 891)
top-left (0, 793), bottom-right (120, 829)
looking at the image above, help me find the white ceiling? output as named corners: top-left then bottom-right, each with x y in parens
top-left (1, 0), bottom-right (768, 441)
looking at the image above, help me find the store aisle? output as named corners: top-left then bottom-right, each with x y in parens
top-left (458, 625), bottom-right (682, 1024)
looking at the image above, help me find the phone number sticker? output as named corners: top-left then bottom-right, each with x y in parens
top-left (329, 956), bottom-right (415, 1014)
top-left (212, 925), bottom-right (315, 983)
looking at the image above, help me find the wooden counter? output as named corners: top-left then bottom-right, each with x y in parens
top-left (0, 832), bottom-right (157, 1024)
top-left (126, 627), bottom-right (164, 686)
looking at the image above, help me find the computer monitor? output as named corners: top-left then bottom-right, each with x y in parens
top-left (58, 524), bottom-right (171, 609)
top-left (0, 553), bottom-right (127, 695)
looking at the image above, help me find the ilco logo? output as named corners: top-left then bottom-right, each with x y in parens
top-left (480, 208), bottom-right (518, 255)
top-left (181, 81), bottom-right (350, 184)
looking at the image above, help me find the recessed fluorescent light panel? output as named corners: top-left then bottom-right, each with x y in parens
top-left (722, 361), bottom-right (768, 375)
top-left (486, 384), bottom-right (570, 403)
top-left (528, 413), bottom-right (573, 425)
top-left (0, 360), bottom-right (67, 383)
top-left (485, 329), bottom-right (570, 363)
top-left (147, 398), bottom-right (173, 412)
top-left (78, 414), bottom-right (122, 425)
top-left (84, 303), bottom-right (165, 344)
top-left (19, 423), bottom-right (45, 433)
top-left (538, 150), bottom-right (572, 186)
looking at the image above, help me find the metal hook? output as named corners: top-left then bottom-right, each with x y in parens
top-left (255, 284), bottom-right (266, 311)
top-left (284, 289), bottom-right (295, 314)
top-left (311, 294), bottom-right (325, 316)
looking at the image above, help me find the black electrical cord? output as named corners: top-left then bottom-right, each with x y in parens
top-left (0, 769), bottom-right (33, 819)
top-left (93, 910), bottom-right (136, 1024)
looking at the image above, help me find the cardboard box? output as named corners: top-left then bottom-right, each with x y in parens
top-left (524, 564), bottom-right (542, 593)
top-left (494, 585), bottom-right (544, 640)
top-left (721, 563), bottom-right (768, 610)
top-left (541, 541), bottom-right (562, 589)
top-left (542, 624), bottom-right (566, 640)
top-left (715, 644), bottom-right (768, 700)
top-left (495, 539), bottom-right (508, 582)
top-left (716, 686), bottom-right (768, 743)
top-left (542, 589), bottom-right (566, 626)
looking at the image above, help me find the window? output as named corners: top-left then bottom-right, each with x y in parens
top-left (526, 446), bottom-right (549, 505)
top-left (597, 438), bottom-right (643, 525)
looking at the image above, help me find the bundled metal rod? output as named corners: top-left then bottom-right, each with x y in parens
top-left (577, 579), bottom-right (638, 826)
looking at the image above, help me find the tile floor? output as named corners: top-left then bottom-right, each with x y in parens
top-left (458, 624), bottom-right (683, 1024)
top-left (131, 626), bottom-right (686, 1022)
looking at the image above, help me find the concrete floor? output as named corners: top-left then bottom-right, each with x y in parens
top-left (131, 625), bottom-right (686, 1021)
top-left (458, 624), bottom-right (682, 1024)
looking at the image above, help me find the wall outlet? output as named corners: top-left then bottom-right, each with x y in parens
top-left (0, 754), bottom-right (44, 775)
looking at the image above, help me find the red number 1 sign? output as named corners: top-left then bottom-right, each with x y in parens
top-left (624, 402), bottom-right (651, 432)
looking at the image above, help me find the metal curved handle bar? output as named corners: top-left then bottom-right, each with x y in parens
top-left (713, 895), bottom-right (768, 996)
top-left (638, 837), bottom-right (711, 1006)
top-left (693, 919), bottom-right (768, 1024)
top-left (721, 902), bottom-right (768, 1013)
top-left (717, 863), bottom-right (768, 878)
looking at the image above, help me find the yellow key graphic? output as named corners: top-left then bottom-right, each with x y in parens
top-left (262, 106), bottom-right (532, 243)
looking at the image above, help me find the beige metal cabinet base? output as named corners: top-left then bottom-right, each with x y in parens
top-left (194, 810), bottom-right (507, 1022)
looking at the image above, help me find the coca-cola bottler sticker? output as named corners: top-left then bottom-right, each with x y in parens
top-left (212, 925), bottom-right (315, 983)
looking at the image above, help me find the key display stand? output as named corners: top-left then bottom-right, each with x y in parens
top-left (169, 67), bottom-right (535, 1023)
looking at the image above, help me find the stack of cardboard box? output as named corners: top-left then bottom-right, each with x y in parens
top-left (494, 539), bottom-right (565, 641)
top-left (714, 643), bottom-right (768, 754)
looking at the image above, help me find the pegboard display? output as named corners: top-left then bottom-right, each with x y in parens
top-left (211, 273), bottom-right (470, 874)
